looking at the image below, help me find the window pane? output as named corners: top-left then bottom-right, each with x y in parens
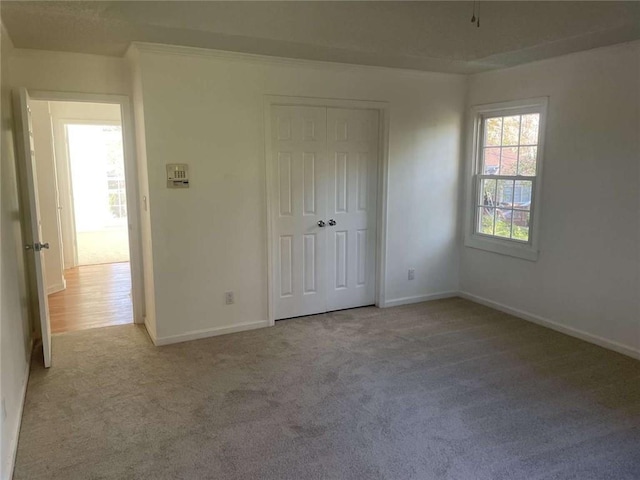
top-left (512, 209), bottom-right (529, 226)
top-left (484, 117), bottom-right (502, 147)
top-left (480, 178), bottom-right (497, 206)
top-left (520, 114), bottom-right (539, 145)
top-left (483, 148), bottom-right (500, 174)
top-left (512, 212), bottom-right (530, 242)
top-left (502, 115), bottom-right (520, 146)
top-left (474, 105), bottom-right (542, 246)
top-left (497, 179), bottom-right (514, 206)
top-left (479, 207), bottom-right (495, 235)
top-left (514, 180), bottom-right (532, 209)
top-left (500, 147), bottom-right (518, 175)
top-left (518, 146), bottom-right (537, 176)
top-left (495, 209), bottom-right (513, 238)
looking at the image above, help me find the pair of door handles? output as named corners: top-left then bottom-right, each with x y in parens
top-left (25, 242), bottom-right (50, 251)
top-left (317, 219), bottom-right (337, 227)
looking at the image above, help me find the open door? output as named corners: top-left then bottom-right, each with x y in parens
top-left (13, 87), bottom-right (52, 368)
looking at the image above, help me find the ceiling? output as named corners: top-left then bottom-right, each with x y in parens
top-left (2, 1), bottom-right (640, 74)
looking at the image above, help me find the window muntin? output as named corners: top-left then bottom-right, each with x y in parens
top-left (474, 111), bottom-right (541, 244)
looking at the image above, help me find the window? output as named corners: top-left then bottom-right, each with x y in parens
top-left (104, 126), bottom-right (127, 222)
top-left (465, 98), bottom-right (547, 261)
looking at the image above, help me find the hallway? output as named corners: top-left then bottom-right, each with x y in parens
top-left (48, 262), bottom-right (133, 334)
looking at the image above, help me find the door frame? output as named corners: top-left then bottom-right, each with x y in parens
top-left (263, 95), bottom-right (390, 326)
top-left (28, 90), bottom-right (145, 325)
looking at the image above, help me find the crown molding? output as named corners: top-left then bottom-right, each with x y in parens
top-left (126, 42), bottom-right (466, 80)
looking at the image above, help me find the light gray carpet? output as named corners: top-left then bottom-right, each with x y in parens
top-left (14, 298), bottom-right (640, 479)
top-left (76, 228), bottom-right (129, 266)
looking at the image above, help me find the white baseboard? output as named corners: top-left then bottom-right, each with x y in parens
top-left (143, 292), bottom-right (638, 361)
top-left (459, 291), bottom-right (640, 361)
top-left (381, 291), bottom-right (458, 308)
top-left (144, 318), bottom-right (157, 345)
top-left (154, 320), bottom-right (270, 346)
top-left (46, 281), bottom-right (65, 295)
top-left (5, 341), bottom-right (32, 480)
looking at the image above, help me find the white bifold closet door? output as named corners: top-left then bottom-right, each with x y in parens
top-left (271, 105), bottom-right (379, 320)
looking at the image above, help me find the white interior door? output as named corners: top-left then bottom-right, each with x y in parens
top-left (271, 105), bottom-right (379, 320)
top-left (326, 108), bottom-right (379, 311)
top-left (14, 87), bottom-right (52, 368)
top-left (272, 106), bottom-right (329, 319)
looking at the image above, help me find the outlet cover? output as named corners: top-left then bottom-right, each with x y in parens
top-left (408, 268), bottom-right (415, 281)
top-left (225, 291), bottom-right (234, 305)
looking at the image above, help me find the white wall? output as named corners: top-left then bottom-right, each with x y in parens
top-left (30, 100), bottom-right (65, 293)
top-left (0, 26), bottom-right (33, 480)
top-left (130, 45), bottom-right (466, 343)
top-left (460, 41), bottom-right (640, 357)
top-left (10, 48), bottom-right (130, 96)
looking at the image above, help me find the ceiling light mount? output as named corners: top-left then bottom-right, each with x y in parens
top-left (471, 0), bottom-right (480, 28)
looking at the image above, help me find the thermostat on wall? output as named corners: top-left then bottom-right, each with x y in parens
top-left (166, 164), bottom-right (189, 188)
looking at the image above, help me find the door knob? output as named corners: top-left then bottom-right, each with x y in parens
top-left (317, 220), bottom-right (326, 227)
top-left (328, 219), bottom-right (337, 226)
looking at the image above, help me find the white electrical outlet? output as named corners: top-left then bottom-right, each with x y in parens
top-left (408, 268), bottom-right (415, 281)
top-left (225, 291), bottom-right (234, 305)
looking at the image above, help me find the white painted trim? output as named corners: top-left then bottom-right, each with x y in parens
top-left (58, 118), bottom-right (120, 126)
top-left (154, 321), bottom-right (270, 347)
top-left (5, 342), bottom-right (32, 480)
top-left (467, 39), bottom-right (640, 79)
top-left (381, 291), bottom-right (458, 308)
top-left (263, 99), bottom-right (275, 326)
top-left (128, 42), bottom-right (462, 80)
top-left (27, 91), bottom-right (146, 325)
top-left (144, 318), bottom-right (157, 345)
top-left (51, 117), bottom-right (79, 268)
top-left (376, 106), bottom-right (391, 310)
top-left (459, 291), bottom-right (640, 361)
top-left (263, 95), bottom-right (390, 326)
top-left (464, 235), bottom-right (539, 261)
top-left (264, 95), bottom-right (388, 110)
top-left (47, 281), bottom-right (65, 295)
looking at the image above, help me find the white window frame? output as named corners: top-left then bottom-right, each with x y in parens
top-left (464, 97), bottom-right (548, 261)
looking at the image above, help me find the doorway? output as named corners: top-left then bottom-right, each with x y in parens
top-left (268, 104), bottom-right (382, 321)
top-left (66, 123), bottom-right (130, 266)
top-left (30, 99), bottom-right (134, 334)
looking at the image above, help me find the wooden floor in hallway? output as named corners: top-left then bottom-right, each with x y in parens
top-left (49, 262), bottom-right (133, 334)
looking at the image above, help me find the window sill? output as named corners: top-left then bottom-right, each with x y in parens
top-left (464, 234), bottom-right (539, 261)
